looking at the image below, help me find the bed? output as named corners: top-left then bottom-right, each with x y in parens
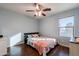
top-left (24, 32), bottom-right (57, 56)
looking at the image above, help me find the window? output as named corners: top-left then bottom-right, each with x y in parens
top-left (59, 16), bottom-right (74, 37)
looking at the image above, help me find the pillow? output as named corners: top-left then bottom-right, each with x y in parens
top-left (28, 35), bottom-right (32, 38)
top-left (32, 34), bottom-right (39, 37)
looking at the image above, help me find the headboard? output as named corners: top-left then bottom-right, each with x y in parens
top-left (24, 32), bottom-right (39, 44)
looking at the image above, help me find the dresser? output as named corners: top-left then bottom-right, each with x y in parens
top-left (69, 38), bottom-right (79, 56)
top-left (0, 37), bottom-right (7, 56)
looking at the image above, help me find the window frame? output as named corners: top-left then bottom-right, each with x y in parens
top-left (58, 16), bottom-right (74, 37)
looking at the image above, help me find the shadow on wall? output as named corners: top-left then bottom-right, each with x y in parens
top-left (10, 32), bottom-right (21, 47)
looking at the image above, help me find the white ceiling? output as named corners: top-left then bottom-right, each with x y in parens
top-left (0, 3), bottom-right (79, 18)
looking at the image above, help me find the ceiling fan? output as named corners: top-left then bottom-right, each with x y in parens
top-left (25, 3), bottom-right (51, 16)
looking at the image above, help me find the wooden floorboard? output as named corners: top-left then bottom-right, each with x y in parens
top-left (6, 44), bottom-right (69, 56)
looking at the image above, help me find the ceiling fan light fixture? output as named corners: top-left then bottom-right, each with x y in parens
top-left (38, 11), bottom-right (42, 16)
top-left (36, 4), bottom-right (39, 10)
top-left (34, 10), bottom-right (37, 15)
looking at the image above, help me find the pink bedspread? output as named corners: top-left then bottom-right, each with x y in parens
top-left (33, 41), bottom-right (48, 55)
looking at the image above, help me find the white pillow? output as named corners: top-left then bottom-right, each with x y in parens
top-left (28, 35), bottom-right (32, 38)
top-left (32, 34), bottom-right (39, 37)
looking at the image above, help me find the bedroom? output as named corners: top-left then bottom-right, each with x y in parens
top-left (0, 3), bottom-right (79, 56)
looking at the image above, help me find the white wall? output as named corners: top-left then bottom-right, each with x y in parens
top-left (39, 7), bottom-right (79, 47)
top-left (39, 16), bottom-right (58, 37)
top-left (0, 8), bottom-right (38, 47)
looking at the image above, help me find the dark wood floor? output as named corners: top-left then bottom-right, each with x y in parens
top-left (6, 44), bottom-right (69, 56)
top-left (47, 45), bottom-right (69, 56)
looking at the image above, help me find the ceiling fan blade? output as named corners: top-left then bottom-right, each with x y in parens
top-left (42, 13), bottom-right (46, 16)
top-left (43, 8), bottom-right (51, 11)
top-left (26, 10), bottom-right (34, 12)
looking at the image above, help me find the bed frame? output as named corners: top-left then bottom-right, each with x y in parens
top-left (24, 32), bottom-right (39, 44)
